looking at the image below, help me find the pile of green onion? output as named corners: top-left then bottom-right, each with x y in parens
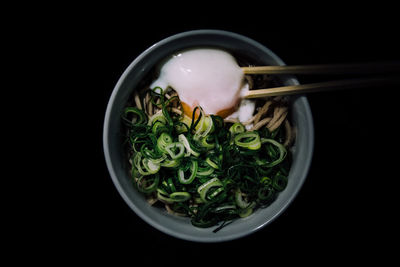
top-left (123, 88), bottom-right (291, 230)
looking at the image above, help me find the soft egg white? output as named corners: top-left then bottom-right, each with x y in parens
top-left (150, 48), bottom-right (254, 120)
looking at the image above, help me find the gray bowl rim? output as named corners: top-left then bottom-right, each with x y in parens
top-left (103, 29), bottom-right (314, 242)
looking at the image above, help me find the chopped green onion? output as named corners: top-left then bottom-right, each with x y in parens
top-left (142, 158), bottom-right (160, 174)
top-left (258, 186), bottom-right (275, 201)
top-left (156, 188), bottom-right (174, 204)
top-left (194, 115), bottom-right (214, 139)
top-left (123, 86), bottom-right (293, 230)
top-left (238, 207), bottom-right (254, 218)
top-left (205, 156), bottom-right (220, 169)
top-left (170, 192), bottom-right (191, 202)
top-left (191, 217), bottom-right (219, 228)
top-left (151, 121), bottom-right (168, 135)
top-left (197, 178), bottom-right (223, 203)
top-left (190, 106), bottom-right (203, 131)
top-left (261, 138), bottom-right (287, 167)
top-left (234, 131), bottom-right (261, 150)
top-left (178, 134), bottom-right (200, 157)
top-left (229, 122), bottom-right (245, 135)
top-left (234, 189), bottom-right (256, 217)
top-left (213, 205), bottom-right (236, 213)
top-left (178, 159), bottom-right (198, 184)
top-left (272, 173), bottom-right (288, 192)
top-left (133, 152), bottom-right (154, 176)
top-left (136, 173), bottom-right (159, 193)
top-left (152, 86), bottom-right (164, 95)
top-left (260, 176), bottom-right (272, 186)
top-left (160, 158), bottom-right (180, 168)
top-left (198, 136), bottom-right (215, 150)
top-left (148, 110), bottom-right (167, 126)
top-left (174, 121), bottom-right (190, 134)
top-left (165, 142), bottom-right (185, 160)
top-left (196, 164), bottom-right (215, 177)
top-left (235, 189), bottom-right (250, 209)
top-left (123, 107), bottom-right (147, 125)
top-left (167, 177), bottom-right (176, 192)
top-left (157, 132), bottom-right (173, 153)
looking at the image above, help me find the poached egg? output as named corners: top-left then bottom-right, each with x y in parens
top-left (150, 48), bottom-right (251, 119)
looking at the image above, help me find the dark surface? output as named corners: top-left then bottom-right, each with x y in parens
top-left (22, 6), bottom-right (399, 263)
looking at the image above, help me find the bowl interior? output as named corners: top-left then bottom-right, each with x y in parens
top-left (103, 30), bottom-right (314, 242)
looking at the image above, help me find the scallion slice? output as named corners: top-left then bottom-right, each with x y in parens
top-left (197, 178), bottom-right (223, 203)
top-left (234, 131), bottom-right (261, 150)
top-left (229, 122), bottom-right (245, 135)
top-left (165, 142), bottom-right (185, 160)
top-left (178, 159), bottom-right (198, 184)
top-left (178, 134), bottom-right (200, 157)
top-left (136, 173), bottom-right (159, 193)
top-left (170, 192), bottom-right (191, 202)
top-left (157, 132), bottom-right (173, 153)
top-left (123, 107), bottom-right (147, 125)
top-left (261, 138), bottom-right (287, 167)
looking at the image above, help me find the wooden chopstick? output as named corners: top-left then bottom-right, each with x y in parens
top-left (242, 61), bottom-right (400, 98)
top-left (243, 76), bottom-right (400, 99)
top-left (241, 61), bottom-right (400, 75)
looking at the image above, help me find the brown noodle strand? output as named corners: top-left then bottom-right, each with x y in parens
top-left (267, 110), bottom-right (288, 132)
top-left (165, 91), bottom-right (178, 100)
top-left (266, 107), bottom-right (287, 130)
top-left (134, 92), bottom-right (142, 110)
top-left (144, 91), bottom-right (151, 116)
top-left (165, 204), bottom-right (187, 217)
top-left (253, 100), bottom-right (273, 125)
top-left (224, 117), bottom-right (240, 124)
top-left (171, 107), bottom-right (183, 115)
top-left (251, 117), bottom-right (272, 131)
top-left (283, 119), bottom-right (293, 147)
top-left (147, 196), bottom-right (158, 206)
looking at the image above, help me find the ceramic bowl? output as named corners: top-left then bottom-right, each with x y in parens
top-left (103, 30), bottom-right (314, 242)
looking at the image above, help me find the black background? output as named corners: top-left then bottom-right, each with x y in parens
top-left (17, 4), bottom-right (399, 263)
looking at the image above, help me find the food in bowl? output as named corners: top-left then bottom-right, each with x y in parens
top-left (122, 48), bottom-right (295, 230)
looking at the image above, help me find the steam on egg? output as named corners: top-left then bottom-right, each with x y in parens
top-left (150, 48), bottom-right (254, 121)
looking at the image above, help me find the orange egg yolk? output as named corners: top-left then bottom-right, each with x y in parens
top-left (181, 100), bottom-right (239, 119)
